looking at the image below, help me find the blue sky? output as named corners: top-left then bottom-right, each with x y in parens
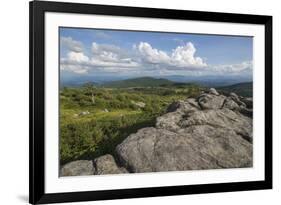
top-left (60, 27), bottom-right (253, 81)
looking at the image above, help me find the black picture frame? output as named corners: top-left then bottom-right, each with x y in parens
top-left (29, 1), bottom-right (272, 204)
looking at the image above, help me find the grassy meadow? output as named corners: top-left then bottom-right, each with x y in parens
top-left (59, 81), bottom-right (202, 165)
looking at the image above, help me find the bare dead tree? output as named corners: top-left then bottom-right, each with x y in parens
top-left (91, 92), bottom-right (95, 104)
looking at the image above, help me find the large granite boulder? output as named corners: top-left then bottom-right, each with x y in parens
top-left (116, 125), bottom-right (252, 173)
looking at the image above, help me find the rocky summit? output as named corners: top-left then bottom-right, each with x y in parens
top-left (60, 88), bottom-right (253, 176)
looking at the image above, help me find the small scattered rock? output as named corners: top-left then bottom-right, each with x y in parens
top-left (131, 101), bottom-right (146, 108)
top-left (241, 97), bottom-right (253, 108)
top-left (79, 111), bottom-right (90, 116)
top-left (209, 88), bottom-right (220, 95)
top-left (60, 160), bottom-right (95, 176)
top-left (94, 154), bottom-right (128, 175)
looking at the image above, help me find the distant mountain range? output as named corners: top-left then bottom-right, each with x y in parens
top-left (217, 82), bottom-right (253, 97)
top-left (162, 75), bottom-right (252, 87)
top-left (102, 77), bottom-right (174, 88)
top-left (61, 75), bottom-right (253, 93)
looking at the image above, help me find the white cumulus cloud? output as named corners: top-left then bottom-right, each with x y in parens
top-left (171, 42), bottom-right (207, 68)
top-left (67, 51), bottom-right (89, 62)
top-left (90, 42), bottom-right (140, 69)
top-left (137, 42), bottom-right (207, 69)
top-left (61, 42), bottom-right (140, 74)
top-left (137, 42), bottom-right (170, 64)
top-left (60, 37), bottom-right (83, 53)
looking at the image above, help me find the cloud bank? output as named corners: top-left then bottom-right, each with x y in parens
top-left (60, 37), bottom-right (252, 77)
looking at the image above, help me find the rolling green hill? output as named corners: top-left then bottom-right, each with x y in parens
top-left (217, 82), bottom-right (253, 97)
top-left (103, 77), bottom-right (174, 88)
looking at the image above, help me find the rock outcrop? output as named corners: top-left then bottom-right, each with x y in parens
top-left (116, 88), bottom-right (253, 173)
top-left (60, 88), bottom-right (253, 176)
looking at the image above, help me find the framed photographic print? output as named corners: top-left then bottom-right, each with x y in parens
top-left (29, 0), bottom-right (272, 204)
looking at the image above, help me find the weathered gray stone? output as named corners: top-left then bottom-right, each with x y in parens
top-left (178, 108), bottom-right (252, 142)
top-left (240, 97), bottom-right (253, 108)
top-left (209, 88), bottom-right (220, 95)
top-left (157, 99), bottom-right (199, 132)
top-left (239, 107), bottom-right (253, 118)
top-left (186, 98), bottom-right (201, 109)
top-left (156, 111), bottom-right (183, 132)
top-left (166, 100), bottom-right (198, 113)
top-left (60, 160), bottom-right (95, 176)
top-left (197, 93), bottom-right (226, 110)
top-left (94, 154), bottom-right (128, 175)
top-left (230, 92), bottom-right (239, 98)
top-left (116, 125), bottom-right (252, 173)
top-left (222, 97), bottom-right (240, 110)
top-left (229, 92), bottom-right (246, 108)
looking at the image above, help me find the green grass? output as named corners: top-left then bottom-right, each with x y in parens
top-left (59, 84), bottom-right (201, 165)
